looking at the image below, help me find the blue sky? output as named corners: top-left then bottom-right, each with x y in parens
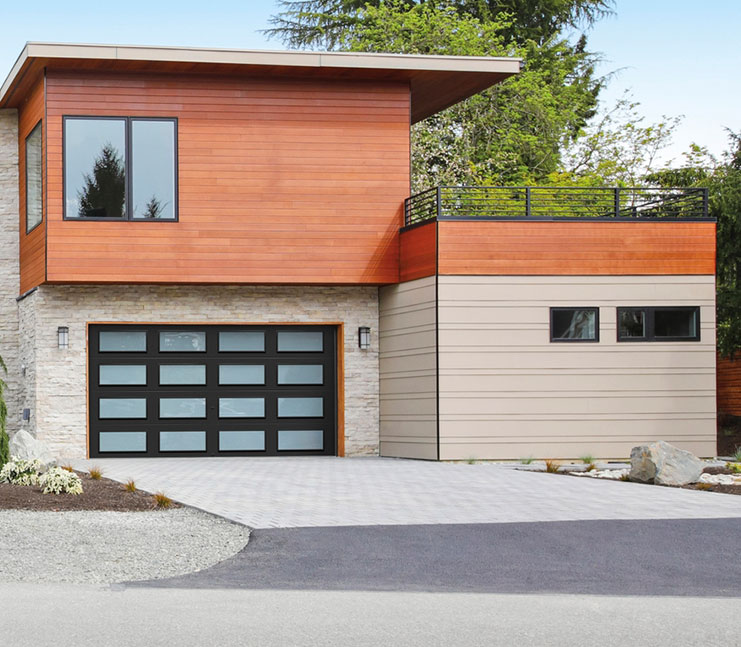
top-left (1, 1), bottom-right (738, 165)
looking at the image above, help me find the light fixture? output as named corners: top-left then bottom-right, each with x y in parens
top-left (358, 326), bottom-right (371, 350)
top-left (57, 326), bottom-right (69, 349)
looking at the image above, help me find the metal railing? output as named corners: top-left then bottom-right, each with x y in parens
top-left (403, 186), bottom-right (710, 227)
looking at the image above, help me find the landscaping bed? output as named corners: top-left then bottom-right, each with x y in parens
top-left (0, 470), bottom-right (174, 511)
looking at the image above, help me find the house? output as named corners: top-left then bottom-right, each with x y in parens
top-left (0, 43), bottom-right (716, 461)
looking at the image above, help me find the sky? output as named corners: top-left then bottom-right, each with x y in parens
top-left (1, 0), bottom-right (738, 166)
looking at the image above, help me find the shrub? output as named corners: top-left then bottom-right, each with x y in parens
top-left (154, 492), bottom-right (173, 509)
top-left (0, 457), bottom-right (43, 486)
top-left (544, 459), bottom-right (560, 473)
top-left (520, 456), bottom-right (535, 465)
top-left (586, 462), bottom-right (597, 472)
top-left (124, 479), bottom-right (137, 492)
top-left (733, 447), bottom-right (741, 462)
top-left (0, 354), bottom-right (8, 469)
top-left (89, 466), bottom-right (103, 480)
top-left (728, 462), bottom-right (741, 473)
top-left (0, 429), bottom-right (8, 470)
top-left (39, 466), bottom-right (83, 495)
top-left (579, 454), bottom-right (595, 465)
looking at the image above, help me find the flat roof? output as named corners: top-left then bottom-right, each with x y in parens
top-left (0, 42), bottom-right (521, 122)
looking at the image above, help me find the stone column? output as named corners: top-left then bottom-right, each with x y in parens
top-left (0, 109), bottom-right (21, 435)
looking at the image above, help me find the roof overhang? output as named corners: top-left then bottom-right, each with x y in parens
top-left (0, 42), bottom-right (521, 123)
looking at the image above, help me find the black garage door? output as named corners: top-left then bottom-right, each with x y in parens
top-left (89, 324), bottom-right (336, 457)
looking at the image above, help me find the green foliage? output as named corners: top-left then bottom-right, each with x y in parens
top-left (78, 143), bottom-right (125, 218)
top-left (39, 466), bottom-right (83, 495)
top-left (519, 456), bottom-right (535, 464)
top-left (266, 0), bottom-right (614, 49)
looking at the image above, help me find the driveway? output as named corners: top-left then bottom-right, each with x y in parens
top-left (73, 456), bottom-right (741, 529)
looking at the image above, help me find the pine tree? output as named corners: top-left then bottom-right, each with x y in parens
top-left (78, 143), bottom-right (125, 218)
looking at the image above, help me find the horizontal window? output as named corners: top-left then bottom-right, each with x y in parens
top-left (617, 307), bottom-right (700, 342)
top-left (99, 365), bottom-right (147, 386)
top-left (159, 398), bottom-right (206, 419)
top-left (277, 331), bottom-right (323, 352)
top-left (160, 331), bottom-right (206, 352)
top-left (159, 365), bottom-right (206, 386)
top-left (219, 398), bottom-right (265, 418)
top-left (99, 398), bottom-right (147, 420)
top-left (550, 308), bottom-right (599, 342)
top-left (277, 364), bottom-right (323, 385)
top-left (99, 330), bottom-right (147, 353)
top-left (159, 431), bottom-right (206, 452)
top-left (99, 431), bottom-right (147, 453)
top-left (278, 430), bottom-right (324, 451)
top-left (277, 397), bottom-right (323, 418)
top-left (64, 117), bottom-right (177, 221)
top-left (219, 331), bottom-right (265, 352)
top-left (219, 364), bottom-right (265, 385)
top-left (219, 431), bottom-right (265, 452)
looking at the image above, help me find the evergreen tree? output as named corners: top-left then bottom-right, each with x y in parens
top-left (78, 143), bottom-right (125, 218)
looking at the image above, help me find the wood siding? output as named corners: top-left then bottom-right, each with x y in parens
top-left (436, 275), bottom-right (717, 460)
top-left (18, 75), bottom-right (45, 294)
top-left (717, 355), bottom-right (741, 416)
top-left (43, 71), bottom-right (409, 286)
top-left (399, 221), bottom-right (436, 282)
top-left (437, 221), bottom-right (716, 276)
top-left (379, 276), bottom-right (438, 459)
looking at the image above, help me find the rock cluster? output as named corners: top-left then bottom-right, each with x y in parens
top-left (8, 430), bottom-right (56, 467)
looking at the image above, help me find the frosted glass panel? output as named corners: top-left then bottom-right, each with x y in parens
top-left (99, 398), bottom-right (147, 419)
top-left (159, 365), bottom-right (206, 385)
top-left (219, 431), bottom-right (265, 451)
top-left (99, 331), bottom-right (147, 352)
top-left (219, 331), bottom-right (265, 352)
top-left (99, 431), bottom-right (147, 453)
top-left (278, 430), bottom-right (324, 451)
top-left (278, 365), bottom-right (323, 385)
top-left (99, 365), bottom-right (146, 385)
top-left (278, 397), bottom-right (323, 418)
top-left (219, 365), bottom-right (265, 385)
top-left (159, 431), bottom-right (206, 452)
top-left (219, 398), bottom-right (265, 418)
top-left (277, 331), bottom-right (323, 352)
top-left (159, 398), bottom-right (206, 419)
top-left (159, 331), bottom-right (206, 352)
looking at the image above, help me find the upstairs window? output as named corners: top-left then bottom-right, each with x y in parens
top-left (25, 121), bottom-right (43, 233)
top-left (550, 307), bottom-right (599, 342)
top-left (64, 117), bottom-right (177, 221)
top-left (617, 307), bottom-right (700, 342)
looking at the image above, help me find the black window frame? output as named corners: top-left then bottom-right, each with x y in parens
top-left (616, 306), bottom-right (701, 342)
top-left (62, 115), bottom-right (178, 222)
top-left (549, 307), bottom-right (600, 343)
top-left (25, 120), bottom-right (43, 234)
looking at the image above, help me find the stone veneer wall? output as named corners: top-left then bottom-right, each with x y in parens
top-left (0, 110), bottom-right (21, 435)
top-left (19, 284), bottom-right (379, 458)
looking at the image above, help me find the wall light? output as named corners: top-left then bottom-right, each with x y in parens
top-left (57, 326), bottom-right (69, 349)
top-left (358, 326), bottom-right (371, 350)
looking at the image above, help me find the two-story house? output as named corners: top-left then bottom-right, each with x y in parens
top-left (0, 43), bottom-right (716, 461)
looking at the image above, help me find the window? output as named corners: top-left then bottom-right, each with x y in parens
top-left (550, 308), bottom-right (599, 342)
top-left (25, 121), bottom-right (43, 233)
top-left (63, 117), bottom-right (177, 220)
top-left (617, 307), bottom-right (700, 342)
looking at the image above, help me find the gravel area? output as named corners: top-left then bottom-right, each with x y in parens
top-left (0, 508), bottom-right (250, 584)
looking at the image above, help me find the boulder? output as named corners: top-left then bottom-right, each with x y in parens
top-left (630, 440), bottom-right (704, 486)
top-left (9, 429), bottom-right (56, 466)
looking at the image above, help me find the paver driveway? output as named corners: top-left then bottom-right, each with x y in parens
top-left (73, 456), bottom-right (741, 529)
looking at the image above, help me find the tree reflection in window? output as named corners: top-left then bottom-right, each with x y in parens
top-left (77, 143), bottom-right (125, 218)
top-left (551, 308), bottom-right (598, 341)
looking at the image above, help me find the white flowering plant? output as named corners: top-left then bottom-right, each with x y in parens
top-left (0, 457), bottom-right (43, 486)
top-left (38, 466), bottom-right (83, 495)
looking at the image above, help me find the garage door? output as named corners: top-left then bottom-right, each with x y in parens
top-left (88, 324), bottom-right (337, 457)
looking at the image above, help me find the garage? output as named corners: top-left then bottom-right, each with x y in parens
top-left (88, 324), bottom-right (337, 457)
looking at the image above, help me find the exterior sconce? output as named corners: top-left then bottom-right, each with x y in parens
top-left (358, 326), bottom-right (371, 350)
top-left (57, 326), bottom-right (69, 349)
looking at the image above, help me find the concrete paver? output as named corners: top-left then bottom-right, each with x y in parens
top-left (72, 456), bottom-right (741, 529)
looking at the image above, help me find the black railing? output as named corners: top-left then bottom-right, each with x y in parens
top-left (403, 186), bottom-right (710, 227)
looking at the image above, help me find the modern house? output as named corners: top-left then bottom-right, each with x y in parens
top-left (0, 43), bottom-right (717, 461)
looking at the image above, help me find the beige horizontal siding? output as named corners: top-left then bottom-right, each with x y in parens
top-left (437, 275), bottom-right (717, 460)
top-left (380, 276), bottom-right (437, 459)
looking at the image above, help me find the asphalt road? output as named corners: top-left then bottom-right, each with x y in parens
top-left (134, 518), bottom-right (741, 596)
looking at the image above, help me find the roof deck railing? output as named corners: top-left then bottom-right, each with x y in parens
top-left (403, 186), bottom-right (710, 228)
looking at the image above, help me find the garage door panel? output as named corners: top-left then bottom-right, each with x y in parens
top-left (89, 324), bottom-right (337, 457)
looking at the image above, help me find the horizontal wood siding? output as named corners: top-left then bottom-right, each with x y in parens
top-left (437, 275), bottom-right (717, 460)
top-left (379, 276), bottom-right (438, 459)
top-left (44, 71), bottom-right (409, 285)
top-left (437, 221), bottom-right (716, 276)
top-left (399, 221), bottom-right (436, 281)
top-left (717, 356), bottom-right (741, 416)
top-left (18, 75), bottom-right (45, 294)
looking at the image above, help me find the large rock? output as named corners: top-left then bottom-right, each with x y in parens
top-left (630, 440), bottom-right (704, 486)
top-left (9, 429), bottom-right (56, 466)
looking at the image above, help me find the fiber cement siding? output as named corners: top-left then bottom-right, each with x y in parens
top-left (437, 275), bottom-right (717, 460)
top-left (379, 276), bottom-right (437, 459)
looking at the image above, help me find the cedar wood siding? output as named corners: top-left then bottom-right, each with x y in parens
top-left (436, 221), bottom-right (716, 275)
top-left (18, 75), bottom-right (45, 294)
top-left (717, 356), bottom-right (741, 416)
top-left (399, 220), bottom-right (436, 281)
top-left (43, 71), bottom-right (410, 286)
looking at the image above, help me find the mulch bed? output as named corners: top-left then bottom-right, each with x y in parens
top-left (0, 471), bottom-right (179, 511)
